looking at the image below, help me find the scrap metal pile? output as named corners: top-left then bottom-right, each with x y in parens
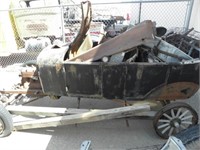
top-left (164, 27), bottom-right (200, 59)
top-left (67, 20), bottom-right (199, 64)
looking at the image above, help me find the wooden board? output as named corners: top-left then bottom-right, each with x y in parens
top-left (13, 104), bottom-right (150, 130)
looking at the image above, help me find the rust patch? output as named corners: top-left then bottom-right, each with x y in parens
top-left (146, 82), bottom-right (199, 100)
top-left (55, 63), bottom-right (63, 73)
top-left (136, 66), bottom-right (143, 79)
top-left (68, 65), bottom-right (77, 76)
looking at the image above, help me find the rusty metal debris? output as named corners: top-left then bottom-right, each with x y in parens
top-left (68, 20), bottom-right (156, 62)
top-left (67, 21), bottom-right (199, 64)
top-left (164, 27), bottom-right (200, 59)
top-left (67, 1), bottom-right (92, 57)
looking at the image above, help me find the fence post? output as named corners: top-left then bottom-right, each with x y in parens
top-left (60, 5), bottom-right (65, 43)
top-left (138, 1), bottom-right (142, 23)
top-left (184, 0), bottom-right (194, 31)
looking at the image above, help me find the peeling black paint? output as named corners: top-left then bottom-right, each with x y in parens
top-left (38, 61), bottom-right (199, 101)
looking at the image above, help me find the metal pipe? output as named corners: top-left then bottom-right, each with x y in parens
top-left (0, 0), bottom-right (191, 11)
top-left (88, 0), bottom-right (191, 5)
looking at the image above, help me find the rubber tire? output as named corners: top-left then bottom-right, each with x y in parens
top-left (0, 105), bottom-right (13, 137)
top-left (153, 102), bottom-right (198, 139)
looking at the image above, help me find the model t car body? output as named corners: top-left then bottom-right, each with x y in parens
top-left (36, 20), bottom-right (199, 102)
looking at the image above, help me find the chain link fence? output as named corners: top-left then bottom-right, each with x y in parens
top-left (0, 0), bottom-right (195, 67)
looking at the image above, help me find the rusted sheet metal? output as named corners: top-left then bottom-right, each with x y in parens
top-left (38, 59), bottom-right (199, 100)
top-left (64, 63), bottom-right (102, 97)
top-left (143, 39), bottom-right (193, 63)
top-left (68, 20), bottom-right (156, 62)
top-left (101, 62), bottom-right (199, 100)
top-left (164, 29), bottom-right (200, 59)
top-left (146, 82), bottom-right (199, 100)
top-left (20, 71), bottom-right (38, 78)
top-left (37, 45), bottom-right (68, 96)
top-left (68, 1), bottom-right (92, 56)
top-left (38, 65), bottom-right (67, 96)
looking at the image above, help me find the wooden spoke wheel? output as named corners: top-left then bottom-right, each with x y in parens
top-left (153, 102), bottom-right (198, 139)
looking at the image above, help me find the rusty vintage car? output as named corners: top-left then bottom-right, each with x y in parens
top-left (0, 1), bottom-right (199, 139)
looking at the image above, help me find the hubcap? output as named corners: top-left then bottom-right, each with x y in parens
top-left (170, 118), bottom-right (181, 128)
top-left (173, 121), bottom-right (180, 128)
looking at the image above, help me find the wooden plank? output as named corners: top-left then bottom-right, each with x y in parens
top-left (13, 104), bottom-right (150, 130)
top-left (7, 105), bottom-right (155, 117)
top-left (7, 106), bottom-right (90, 117)
top-left (7, 105), bottom-right (155, 118)
top-left (68, 20), bottom-right (155, 62)
top-left (0, 89), bottom-right (45, 95)
top-left (20, 71), bottom-right (38, 78)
